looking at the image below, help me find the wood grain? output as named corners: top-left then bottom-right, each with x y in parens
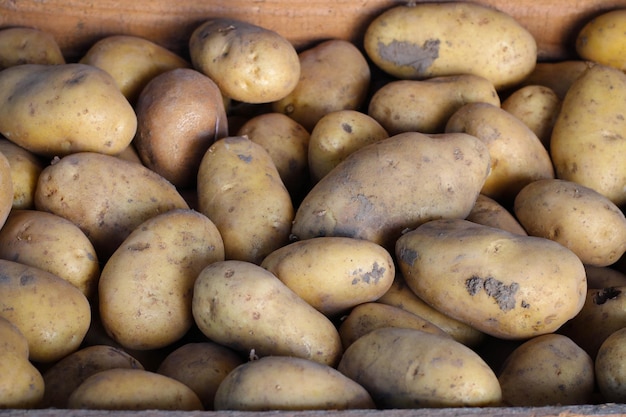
top-left (1, 0), bottom-right (626, 61)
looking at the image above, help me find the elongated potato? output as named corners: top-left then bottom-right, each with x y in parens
top-left (396, 219), bottom-right (587, 339)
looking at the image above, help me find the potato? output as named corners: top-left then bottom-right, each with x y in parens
top-left (0, 316), bottom-right (29, 359)
top-left (237, 112), bottom-right (310, 199)
top-left (514, 179), bottom-right (626, 267)
top-left (445, 102), bottom-right (554, 204)
top-left (501, 85), bottom-right (561, 149)
top-left (67, 368), bottom-right (203, 410)
top-left (585, 265), bottom-right (626, 289)
top-left (79, 35), bottom-right (189, 103)
top-left (99, 209), bottom-right (225, 350)
top-left (0, 64), bottom-right (137, 157)
top-left (0, 259), bottom-right (91, 363)
top-left (134, 68), bottom-right (228, 188)
top-left (0, 352), bottom-right (44, 409)
top-left (197, 136), bottom-right (293, 264)
top-left (551, 63), bottom-right (626, 206)
top-left (338, 327), bottom-right (502, 408)
top-left (368, 75), bottom-right (499, 135)
top-left (157, 342), bottom-right (244, 410)
top-left (189, 18), bottom-right (299, 104)
top-left (272, 39), bottom-right (371, 131)
top-left (0, 151), bottom-right (13, 230)
top-left (363, 2), bottom-right (537, 90)
top-left (0, 27), bottom-right (64, 69)
top-left (41, 345), bottom-right (144, 409)
top-left (520, 60), bottom-right (589, 99)
top-left (260, 236), bottom-right (395, 317)
top-left (214, 356), bottom-right (375, 411)
top-left (291, 131), bottom-right (490, 250)
top-left (308, 110), bottom-right (388, 183)
top-left (395, 219), bottom-right (587, 339)
top-left (378, 275), bottom-right (485, 346)
top-left (466, 194), bottom-right (527, 236)
top-left (0, 139), bottom-right (44, 209)
top-left (192, 260), bottom-right (343, 366)
top-left (338, 302), bottom-right (451, 349)
top-left (595, 327), bottom-right (626, 402)
top-left (498, 334), bottom-right (595, 406)
top-left (0, 209), bottom-right (100, 299)
top-left (576, 9), bottom-right (626, 71)
top-left (34, 152), bottom-right (189, 260)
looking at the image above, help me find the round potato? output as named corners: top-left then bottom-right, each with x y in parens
top-left (192, 260), bottom-right (343, 367)
top-left (0, 64), bottom-right (137, 157)
top-left (260, 236), bottom-right (395, 317)
top-left (0, 138), bottom-right (44, 209)
top-left (79, 34), bottom-right (189, 103)
top-left (67, 368), bottom-right (203, 411)
top-left (396, 219), bottom-right (587, 339)
top-left (466, 194), bottom-right (527, 236)
top-left (308, 110), bottom-right (388, 183)
top-left (134, 68), bottom-right (228, 188)
top-left (368, 75), bottom-right (499, 135)
top-left (364, 2), bottom-right (537, 90)
top-left (0, 259), bottom-right (91, 363)
top-left (576, 9), bottom-right (626, 71)
top-left (0, 27), bottom-right (64, 69)
top-left (157, 342), bottom-right (244, 410)
top-left (514, 178), bottom-right (626, 267)
top-left (189, 18), bottom-right (300, 104)
top-left (338, 327), bottom-right (502, 408)
top-left (498, 334), bottom-right (595, 406)
top-left (99, 209), bottom-right (225, 350)
top-left (272, 39), bottom-right (371, 131)
top-left (214, 356), bottom-right (375, 411)
top-left (0, 209), bottom-right (100, 299)
top-left (595, 327), bottom-right (626, 402)
top-left (0, 352), bottom-right (44, 409)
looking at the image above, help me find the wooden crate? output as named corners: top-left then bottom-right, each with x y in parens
top-left (2, 1), bottom-right (626, 416)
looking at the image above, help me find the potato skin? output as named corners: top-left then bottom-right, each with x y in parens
top-left (0, 64), bottom-right (137, 157)
top-left (466, 194), bottom-right (527, 236)
top-left (0, 352), bottom-right (44, 409)
top-left (0, 138), bottom-right (44, 209)
top-left (0, 27), bottom-right (64, 69)
top-left (0, 316), bottom-right (29, 358)
top-left (190, 18), bottom-right (300, 104)
top-left (364, 2), bottom-right (536, 90)
top-left (291, 131), bottom-right (490, 250)
top-left (0, 151), bottom-right (13, 230)
top-left (214, 356), bottom-right (375, 411)
top-left (595, 327), bottom-right (626, 402)
top-left (396, 219), bottom-right (587, 339)
top-left (576, 10), bottom-right (626, 71)
top-left (192, 260), bottom-right (343, 367)
top-left (338, 327), bottom-right (502, 408)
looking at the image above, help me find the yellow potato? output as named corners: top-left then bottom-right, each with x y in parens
top-left (0, 209), bottom-right (100, 299)
top-left (197, 136), bottom-right (293, 264)
top-left (291, 131), bottom-right (490, 250)
top-left (498, 334), bottom-right (595, 406)
top-left (34, 152), bottom-right (189, 260)
top-left (364, 2), bottom-right (537, 90)
top-left (99, 209), bottom-right (225, 350)
top-left (67, 368), bottom-right (203, 411)
top-left (41, 345), bottom-right (144, 409)
top-left (576, 9), bottom-right (626, 71)
top-left (272, 39), bottom-right (371, 131)
top-left (0, 138), bottom-right (44, 209)
top-left (0, 64), bottom-right (137, 157)
top-left (0, 259), bottom-right (91, 362)
top-left (551, 63), bottom-right (626, 206)
top-left (0, 151), bottom-right (13, 230)
top-left (214, 356), bottom-right (375, 411)
top-left (595, 327), bottom-right (626, 402)
top-left (80, 35), bottom-right (189, 103)
top-left (0, 27), bottom-right (64, 69)
top-left (308, 110), bottom-right (388, 183)
top-left (514, 179), bottom-right (626, 267)
top-left (157, 342), bottom-right (244, 411)
top-left (0, 316), bottom-right (29, 358)
top-left (338, 327), bottom-right (502, 408)
top-left (445, 102), bottom-right (554, 204)
top-left (396, 219), bottom-right (587, 339)
top-left (134, 68), bottom-right (228, 188)
top-left (192, 260), bottom-right (343, 367)
top-left (260, 236), bottom-right (395, 317)
top-left (368, 75), bottom-right (499, 135)
top-left (466, 194), bottom-right (527, 236)
top-left (189, 18), bottom-right (300, 104)
top-left (0, 352), bottom-right (44, 409)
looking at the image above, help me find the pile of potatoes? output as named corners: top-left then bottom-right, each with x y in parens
top-left (3, 1), bottom-right (626, 411)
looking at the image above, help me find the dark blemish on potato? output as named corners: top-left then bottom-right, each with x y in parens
top-left (594, 287), bottom-right (621, 305)
top-left (353, 194), bottom-right (374, 221)
top-left (352, 262), bottom-right (386, 285)
top-left (224, 269), bottom-right (235, 278)
top-left (0, 273), bottom-right (11, 284)
top-left (377, 39), bottom-right (440, 74)
top-left (19, 274), bottom-right (36, 286)
top-left (342, 123), bottom-right (353, 133)
top-left (453, 147), bottom-right (464, 161)
top-left (66, 71), bottom-right (88, 86)
top-left (252, 311), bottom-right (261, 320)
top-left (238, 154), bottom-right (252, 163)
top-left (398, 247), bottom-right (418, 267)
top-left (521, 300), bottom-right (530, 308)
top-left (465, 276), bottom-right (483, 296)
top-left (465, 276), bottom-right (519, 311)
top-left (127, 242), bottom-right (150, 251)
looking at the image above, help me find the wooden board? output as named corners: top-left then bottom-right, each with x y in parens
top-left (1, 0), bottom-right (626, 61)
